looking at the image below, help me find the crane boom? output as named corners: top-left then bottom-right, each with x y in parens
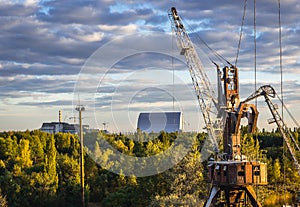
top-left (168, 7), bottom-right (222, 153)
top-left (243, 85), bottom-right (300, 176)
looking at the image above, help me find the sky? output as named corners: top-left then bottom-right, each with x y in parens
top-left (0, 0), bottom-right (299, 132)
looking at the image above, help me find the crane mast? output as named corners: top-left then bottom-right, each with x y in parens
top-left (169, 7), bottom-right (222, 153)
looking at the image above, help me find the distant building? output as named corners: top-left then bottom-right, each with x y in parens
top-left (40, 110), bottom-right (94, 134)
top-left (40, 122), bottom-right (95, 134)
top-left (137, 112), bottom-right (183, 133)
top-left (40, 122), bottom-right (78, 134)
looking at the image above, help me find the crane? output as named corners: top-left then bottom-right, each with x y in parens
top-left (242, 85), bottom-right (300, 176)
top-left (168, 7), bottom-right (224, 154)
top-left (169, 7), bottom-right (267, 206)
top-left (169, 6), bottom-right (299, 207)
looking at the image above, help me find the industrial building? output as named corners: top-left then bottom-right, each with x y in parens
top-left (40, 110), bottom-right (90, 134)
top-left (137, 112), bottom-right (183, 133)
top-left (40, 122), bottom-right (78, 134)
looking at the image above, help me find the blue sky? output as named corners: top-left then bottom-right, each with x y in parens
top-left (0, 0), bottom-right (299, 132)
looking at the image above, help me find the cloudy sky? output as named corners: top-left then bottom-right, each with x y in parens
top-left (0, 0), bottom-right (299, 132)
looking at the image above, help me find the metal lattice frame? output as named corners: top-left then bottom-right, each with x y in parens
top-left (168, 8), bottom-right (222, 153)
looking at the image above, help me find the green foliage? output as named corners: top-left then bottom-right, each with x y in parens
top-left (0, 128), bottom-right (299, 206)
top-left (0, 189), bottom-right (7, 207)
top-left (0, 136), bottom-right (17, 161)
top-left (273, 158), bottom-right (282, 182)
top-left (150, 139), bottom-right (207, 207)
top-left (55, 133), bottom-right (80, 157)
top-left (241, 133), bottom-right (261, 160)
top-left (18, 139), bottom-right (33, 169)
top-left (0, 131), bottom-right (81, 207)
top-left (258, 131), bottom-right (283, 149)
top-left (102, 186), bottom-right (138, 207)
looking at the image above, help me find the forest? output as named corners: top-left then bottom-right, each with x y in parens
top-left (0, 128), bottom-right (299, 207)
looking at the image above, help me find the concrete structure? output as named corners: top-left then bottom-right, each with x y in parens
top-left (40, 122), bottom-right (92, 134)
top-left (137, 112), bottom-right (183, 133)
top-left (40, 122), bottom-right (78, 134)
top-left (40, 110), bottom-right (93, 134)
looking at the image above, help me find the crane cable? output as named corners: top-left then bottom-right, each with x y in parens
top-left (235, 0), bottom-right (248, 68)
top-left (182, 18), bottom-right (233, 67)
top-left (253, 0), bottom-right (260, 203)
top-left (254, 0), bottom-right (257, 105)
top-left (276, 93), bottom-right (300, 128)
top-left (171, 27), bottom-right (175, 112)
top-left (277, 0), bottom-right (287, 203)
top-left (278, 0), bottom-right (283, 122)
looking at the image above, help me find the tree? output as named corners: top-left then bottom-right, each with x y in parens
top-left (93, 141), bottom-right (101, 162)
top-left (0, 189), bottom-right (7, 207)
top-left (44, 135), bottom-right (58, 194)
top-left (273, 158), bottom-right (281, 183)
top-left (17, 139), bottom-right (32, 170)
top-left (150, 140), bottom-right (207, 207)
top-left (241, 133), bottom-right (261, 160)
top-left (30, 135), bottom-right (44, 164)
top-left (0, 136), bottom-right (17, 161)
top-left (57, 154), bottom-right (81, 206)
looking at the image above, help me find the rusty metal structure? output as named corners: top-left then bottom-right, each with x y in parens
top-left (242, 85), bottom-right (300, 177)
top-left (169, 7), bottom-right (268, 206)
top-left (169, 6), bottom-right (300, 206)
top-left (204, 65), bottom-right (267, 206)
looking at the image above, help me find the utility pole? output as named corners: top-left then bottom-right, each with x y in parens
top-left (76, 105), bottom-right (85, 207)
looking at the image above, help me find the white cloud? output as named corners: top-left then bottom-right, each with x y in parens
top-left (24, 0), bottom-right (39, 7)
top-left (0, 0), bottom-right (299, 131)
top-left (77, 32), bottom-right (104, 42)
top-left (98, 24), bottom-right (138, 33)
